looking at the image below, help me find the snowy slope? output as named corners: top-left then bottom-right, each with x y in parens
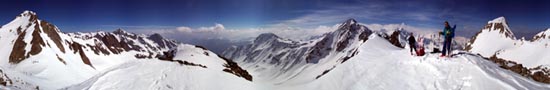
top-left (222, 18), bottom-right (549, 90)
top-left (225, 31), bottom-right (550, 90)
top-left (299, 35), bottom-right (550, 90)
top-left (65, 44), bottom-right (253, 90)
top-left (492, 28), bottom-right (550, 69)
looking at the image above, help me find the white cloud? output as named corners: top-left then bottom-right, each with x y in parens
top-left (176, 26), bottom-right (192, 32)
top-left (364, 23), bottom-right (439, 35)
top-left (147, 23), bottom-right (338, 42)
top-left (198, 23), bottom-right (225, 31)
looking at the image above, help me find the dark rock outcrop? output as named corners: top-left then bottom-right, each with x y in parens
top-left (388, 30), bottom-right (405, 48)
top-left (68, 41), bottom-right (94, 69)
top-left (9, 30), bottom-right (28, 64)
top-left (481, 54), bottom-right (550, 84)
top-left (40, 21), bottom-right (65, 53)
top-left (218, 56), bottom-right (253, 81)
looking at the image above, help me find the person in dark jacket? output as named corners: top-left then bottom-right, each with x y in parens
top-left (408, 33), bottom-right (417, 55)
top-left (440, 21), bottom-right (456, 57)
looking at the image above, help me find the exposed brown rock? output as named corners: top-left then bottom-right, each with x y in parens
top-left (148, 33), bottom-right (177, 49)
top-left (0, 69), bottom-right (13, 86)
top-left (96, 34), bottom-right (124, 54)
top-left (306, 38), bottom-right (331, 63)
top-left (492, 23), bottom-right (515, 38)
top-left (336, 34), bottom-right (351, 51)
top-left (488, 55), bottom-right (530, 77)
top-left (341, 49), bottom-right (359, 63)
top-left (16, 26), bottom-right (22, 34)
top-left (95, 33), bottom-right (141, 54)
top-left (28, 12), bottom-right (38, 22)
top-left (69, 42), bottom-right (94, 69)
top-left (195, 45), bottom-right (208, 50)
top-left (9, 30), bottom-right (28, 64)
top-left (28, 23), bottom-right (45, 56)
top-left (359, 30), bottom-right (371, 42)
top-left (315, 66), bottom-right (336, 79)
top-left (40, 21), bottom-right (65, 53)
top-left (482, 54), bottom-right (550, 84)
top-left (157, 50), bottom-right (176, 60)
top-left (134, 54), bottom-right (149, 59)
top-left (85, 44), bottom-right (111, 55)
top-left (388, 30), bottom-right (404, 48)
top-left (530, 66), bottom-right (550, 83)
top-left (112, 29), bottom-right (138, 39)
top-left (532, 33), bottom-right (547, 41)
top-left (464, 30), bottom-right (482, 51)
top-left (218, 55), bottom-right (253, 81)
top-left (56, 54), bottom-right (67, 65)
top-left (156, 50), bottom-right (207, 68)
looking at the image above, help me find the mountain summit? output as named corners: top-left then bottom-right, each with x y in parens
top-left (466, 16), bottom-right (517, 56)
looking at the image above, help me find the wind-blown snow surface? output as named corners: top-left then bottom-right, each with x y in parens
top-left (317, 35), bottom-right (550, 89)
top-left (65, 44), bottom-right (254, 90)
top-left (63, 33), bottom-right (550, 90)
top-left (259, 35), bottom-right (550, 90)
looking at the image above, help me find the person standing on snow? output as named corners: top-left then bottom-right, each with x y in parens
top-left (439, 21), bottom-right (456, 57)
top-left (408, 33), bottom-right (417, 55)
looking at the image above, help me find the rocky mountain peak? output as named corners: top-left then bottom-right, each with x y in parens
top-left (466, 16), bottom-right (516, 53)
top-left (483, 16), bottom-right (515, 39)
top-left (338, 18), bottom-right (360, 30)
top-left (344, 18), bottom-right (357, 25)
top-left (254, 33), bottom-right (280, 43)
top-left (16, 10), bottom-right (39, 22)
top-left (18, 10), bottom-right (37, 17)
top-left (532, 28), bottom-right (550, 41)
top-left (112, 28), bottom-right (128, 34)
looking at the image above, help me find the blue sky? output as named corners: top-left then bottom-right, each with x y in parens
top-left (1, 0), bottom-right (549, 38)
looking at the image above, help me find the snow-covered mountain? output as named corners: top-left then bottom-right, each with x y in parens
top-left (222, 18), bottom-right (550, 89)
top-left (0, 11), bottom-right (252, 89)
top-left (466, 16), bottom-right (517, 56)
top-left (466, 16), bottom-right (550, 83)
top-left (223, 19), bottom-right (372, 84)
top-left (532, 28), bottom-right (550, 42)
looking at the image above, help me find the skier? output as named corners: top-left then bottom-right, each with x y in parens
top-left (439, 21), bottom-right (456, 57)
top-left (408, 33), bottom-right (417, 55)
